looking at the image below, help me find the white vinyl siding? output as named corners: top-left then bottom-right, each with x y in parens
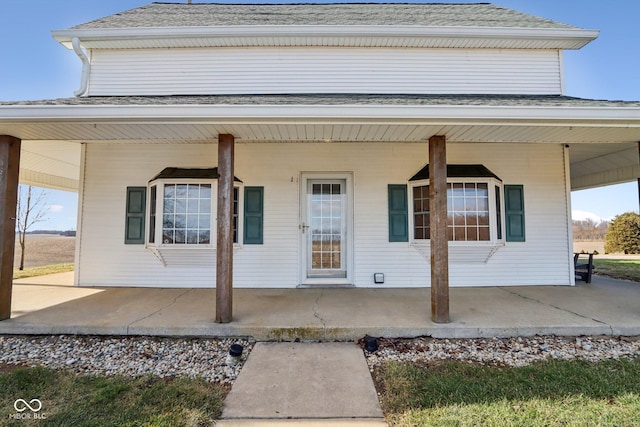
top-left (87, 47), bottom-right (562, 96)
top-left (76, 142), bottom-right (570, 288)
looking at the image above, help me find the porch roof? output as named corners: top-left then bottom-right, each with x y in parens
top-left (6, 94), bottom-right (640, 108)
top-left (1, 94), bottom-right (639, 192)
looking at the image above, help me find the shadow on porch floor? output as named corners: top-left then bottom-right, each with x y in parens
top-left (3, 272), bottom-right (640, 340)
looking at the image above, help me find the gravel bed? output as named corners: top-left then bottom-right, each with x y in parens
top-left (364, 336), bottom-right (640, 370)
top-left (4, 335), bottom-right (638, 383)
top-left (0, 335), bottom-right (253, 384)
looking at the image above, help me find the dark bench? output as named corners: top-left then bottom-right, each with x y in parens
top-left (573, 252), bottom-right (594, 283)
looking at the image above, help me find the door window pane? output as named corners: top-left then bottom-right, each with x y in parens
top-left (309, 182), bottom-right (343, 271)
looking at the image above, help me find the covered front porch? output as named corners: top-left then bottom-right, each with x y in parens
top-left (4, 272), bottom-right (639, 340)
top-left (1, 94), bottom-right (640, 327)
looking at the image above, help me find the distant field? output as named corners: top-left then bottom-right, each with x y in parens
top-left (13, 234), bottom-right (76, 268)
top-left (573, 240), bottom-right (605, 254)
top-left (574, 240), bottom-right (640, 260)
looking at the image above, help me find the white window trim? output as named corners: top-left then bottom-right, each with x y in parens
top-left (232, 184), bottom-right (244, 249)
top-left (409, 177), bottom-right (505, 247)
top-left (146, 178), bottom-right (244, 249)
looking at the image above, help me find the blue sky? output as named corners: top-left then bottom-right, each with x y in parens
top-left (1, 0), bottom-right (639, 229)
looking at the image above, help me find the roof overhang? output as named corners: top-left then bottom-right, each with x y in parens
top-left (1, 101), bottom-right (638, 192)
top-left (2, 103), bottom-right (640, 143)
top-left (4, 102), bottom-right (640, 126)
top-left (52, 26), bottom-right (599, 50)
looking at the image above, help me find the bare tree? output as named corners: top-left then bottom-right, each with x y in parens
top-left (573, 219), bottom-right (609, 241)
top-left (16, 185), bottom-right (49, 270)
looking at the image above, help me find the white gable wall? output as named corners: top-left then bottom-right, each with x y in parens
top-left (77, 141), bottom-right (571, 288)
top-left (86, 47), bottom-right (562, 96)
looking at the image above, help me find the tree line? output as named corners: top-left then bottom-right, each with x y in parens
top-left (572, 218), bottom-right (609, 241)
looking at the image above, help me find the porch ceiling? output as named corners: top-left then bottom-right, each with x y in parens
top-left (569, 142), bottom-right (639, 190)
top-left (3, 121), bottom-right (640, 145)
top-left (20, 140), bottom-right (81, 192)
top-left (2, 97), bottom-right (639, 191)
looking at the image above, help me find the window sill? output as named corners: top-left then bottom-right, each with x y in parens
top-left (149, 243), bottom-right (214, 249)
top-left (146, 243), bottom-right (242, 266)
top-left (410, 241), bottom-right (505, 264)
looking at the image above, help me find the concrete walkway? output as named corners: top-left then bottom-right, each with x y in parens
top-left (2, 273), bottom-right (640, 339)
top-left (218, 342), bottom-right (386, 426)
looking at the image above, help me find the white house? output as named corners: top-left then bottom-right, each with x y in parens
top-left (1, 3), bottom-right (639, 323)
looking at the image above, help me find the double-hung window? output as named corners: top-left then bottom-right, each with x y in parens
top-left (147, 168), bottom-right (241, 247)
top-left (160, 182), bottom-right (213, 245)
top-left (125, 167), bottom-right (263, 252)
top-left (408, 165), bottom-right (505, 244)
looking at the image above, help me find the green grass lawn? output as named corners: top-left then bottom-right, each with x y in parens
top-left (376, 358), bottom-right (640, 427)
top-left (592, 258), bottom-right (640, 282)
top-left (0, 366), bottom-right (226, 426)
top-left (12, 263), bottom-right (74, 280)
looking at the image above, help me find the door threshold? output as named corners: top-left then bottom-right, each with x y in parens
top-left (297, 281), bottom-right (354, 289)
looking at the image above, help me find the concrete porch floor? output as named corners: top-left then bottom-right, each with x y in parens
top-left (2, 272), bottom-right (639, 339)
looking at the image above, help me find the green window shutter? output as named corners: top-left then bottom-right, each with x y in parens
top-left (244, 186), bottom-right (264, 244)
top-left (125, 187), bottom-right (146, 244)
top-left (388, 184), bottom-right (408, 242)
top-left (504, 185), bottom-right (525, 242)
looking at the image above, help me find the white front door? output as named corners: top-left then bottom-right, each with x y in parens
top-left (300, 175), bottom-right (352, 284)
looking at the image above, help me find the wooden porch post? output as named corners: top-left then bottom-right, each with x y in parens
top-left (429, 135), bottom-right (450, 323)
top-left (215, 134), bottom-right (234, 323)
top-left (0, 135), bottom-right (21, 321)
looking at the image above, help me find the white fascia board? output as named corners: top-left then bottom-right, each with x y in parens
top-left (2, 103), bottom-right (639, 126)
top-left (52, 25), bottom-right (599, 50)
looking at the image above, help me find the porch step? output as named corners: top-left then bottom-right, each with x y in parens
top-left (221, 342), bottom-right (385, 422)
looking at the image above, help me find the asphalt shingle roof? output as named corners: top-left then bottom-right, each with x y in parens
top-left (4, 95), bottom-right (640, 108)
top-left (71, 3), bottom-right (578, 30)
